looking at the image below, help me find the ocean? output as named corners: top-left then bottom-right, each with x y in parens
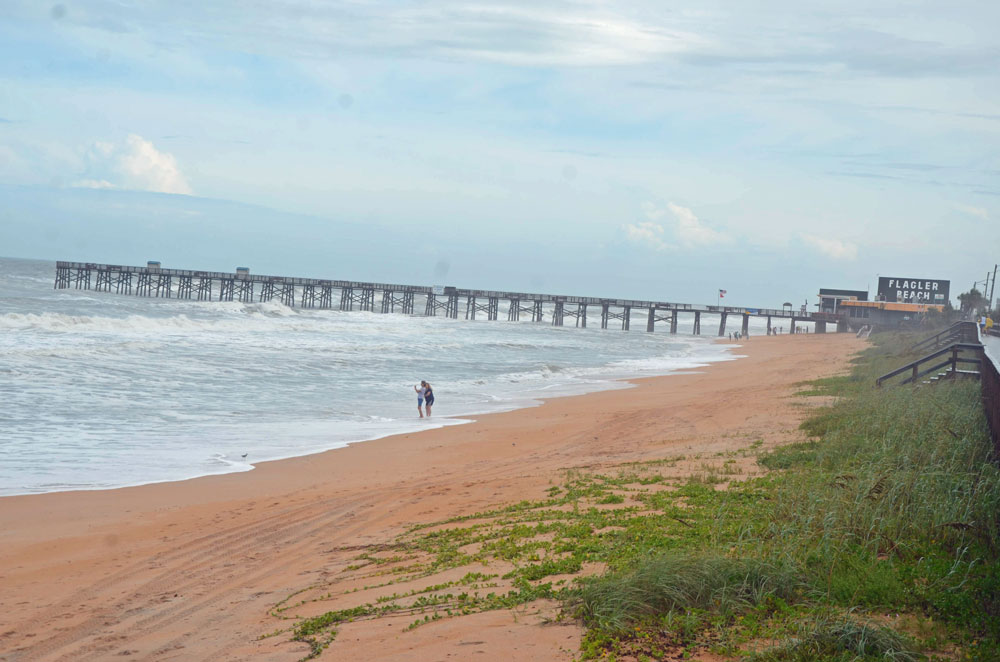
top-left (0, 256), bottom-right (740, 497)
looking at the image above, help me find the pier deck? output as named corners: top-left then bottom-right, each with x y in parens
top-left (55, 261), bottom-right (833, 335)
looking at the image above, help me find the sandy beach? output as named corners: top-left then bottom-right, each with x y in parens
top-left (0, 333), bottom-right (861, 662)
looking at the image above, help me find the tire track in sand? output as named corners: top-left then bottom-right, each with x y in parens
top-left (7, 493), bottom-right (370, 662)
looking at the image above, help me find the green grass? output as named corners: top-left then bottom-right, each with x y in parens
top-left (749, 618), bottom-right (921, 662)
top-left (572, 554), bottom-right (803, 632)
top-left (565, 332), bottom-right (1000, 660)
top-left (268, 332), bottom-right (1000, 661)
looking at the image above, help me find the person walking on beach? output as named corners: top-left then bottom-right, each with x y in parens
top-left (422, 380), bottom-right (435, 416)
top-left (414, 383), bottom-right (425, 418)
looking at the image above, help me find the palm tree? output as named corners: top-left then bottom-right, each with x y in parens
top-left (957, 288), bottom-right (986, 314)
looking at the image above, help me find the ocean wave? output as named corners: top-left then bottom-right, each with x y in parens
top-left (480, 341), bottom-right (546, 350)
top-left (2, 274), bottom-right (52, 284)
top-left (0, 311), bottom-right (216, 333)
top-left (605, 350), bottom-right (736, 374)
top-left (3, 256), bottom-right (744, 496)
top-left (0, 308), bottom-right (335, 334)
top-left (238, 300), bottom-right (300, 317)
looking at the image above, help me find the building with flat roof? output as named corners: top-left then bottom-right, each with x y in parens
top-left (818, 288), bottom-right (868, 314)
top-left (839, 299), bottom-right (946, 330)
top-left (820, 276), bottom-right (951, 331)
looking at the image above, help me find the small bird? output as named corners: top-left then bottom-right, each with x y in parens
top-left (241, 453), bottom-right (248, 459)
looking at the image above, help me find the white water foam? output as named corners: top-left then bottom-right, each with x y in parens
top-left (0, 256), bottom-right (740, 496)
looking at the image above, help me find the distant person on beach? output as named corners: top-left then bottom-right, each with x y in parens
top-left (414, 383), bottom-right (425, 418)
top-left (422, 381), bottom-right (435, 416)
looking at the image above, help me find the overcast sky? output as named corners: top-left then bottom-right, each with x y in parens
top-left (1, 1), bottom-right (998, 306)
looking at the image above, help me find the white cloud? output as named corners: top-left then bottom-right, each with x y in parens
top-left (666, 202), bottom-right (729, 246)
top-left (640, 202), bottom-right (729, 247)
top-left (954, 203), bottom-right (989, 220)
top-left (623, 221), bottom-right (668, 250)
top-left (17, 1), bottom-right (704, 69)
top-left (429, 8), bottom-right (702, 66)
top-left (71, 178), bottom-right (116, 189)
top-left (800, 234), bottom-right (858, 260)
top-left (76, 134), bottom-right (192, 195)
top-left (118, 135), bottom-right (191, 194)
top-left (640, 201), bottom-right (667, 220)
top-left (22, 0), bottom-right (991, 76)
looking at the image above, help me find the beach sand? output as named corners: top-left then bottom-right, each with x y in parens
top-left (0, 333), bottom-right (861, 662)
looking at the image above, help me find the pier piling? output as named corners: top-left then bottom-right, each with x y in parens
top-left (220, 278), bottom-right (234, 302)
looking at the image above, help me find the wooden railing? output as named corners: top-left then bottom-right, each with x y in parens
top-left (879, 322), bottom-right (999, 458)
top-left (909, 321), bottom-right (979, 353)
top-left (876, 342), bottom-right (983, 387)
top-left (981, 325), bottom-right (1000, 457)
top-left (983, 348), bottom-right (1000, 459)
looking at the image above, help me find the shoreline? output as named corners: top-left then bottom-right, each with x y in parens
top-left (0, 333), bottom-right (861, 662)
top-left (1, 339), bottom-right (739, 499)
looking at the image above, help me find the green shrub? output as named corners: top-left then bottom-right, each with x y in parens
top-left (572, 553), bottom-right (803, 632)
top-left (751, 618), bottom-right (920, 662)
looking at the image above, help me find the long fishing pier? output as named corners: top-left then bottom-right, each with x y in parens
top-left (55, 261), bottom-right (837, 335)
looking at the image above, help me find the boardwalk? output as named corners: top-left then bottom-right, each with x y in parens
top-left (55, 261), bottom-right (837, 335)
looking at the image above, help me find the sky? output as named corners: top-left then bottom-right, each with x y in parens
top-left (1, 1), bottom-right (998, 307)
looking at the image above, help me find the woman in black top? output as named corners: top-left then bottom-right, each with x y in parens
top-left (423, 381), bottom-right (434, 416)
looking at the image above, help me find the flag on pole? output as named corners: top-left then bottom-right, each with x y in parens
top-left (719, 289), bottom-right (726, 298)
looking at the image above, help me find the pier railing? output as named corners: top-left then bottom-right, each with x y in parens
top-left (54, 260), bottom-right (834, 336)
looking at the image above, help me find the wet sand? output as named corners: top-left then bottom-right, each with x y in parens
top-left (0, 333), bottom-right (861, 662)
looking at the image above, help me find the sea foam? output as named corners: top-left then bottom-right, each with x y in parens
top-left (0, 256), bottom-right (736, 496)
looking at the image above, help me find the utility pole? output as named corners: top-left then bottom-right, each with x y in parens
top-left (990, 264), bottom-right (998, 312)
